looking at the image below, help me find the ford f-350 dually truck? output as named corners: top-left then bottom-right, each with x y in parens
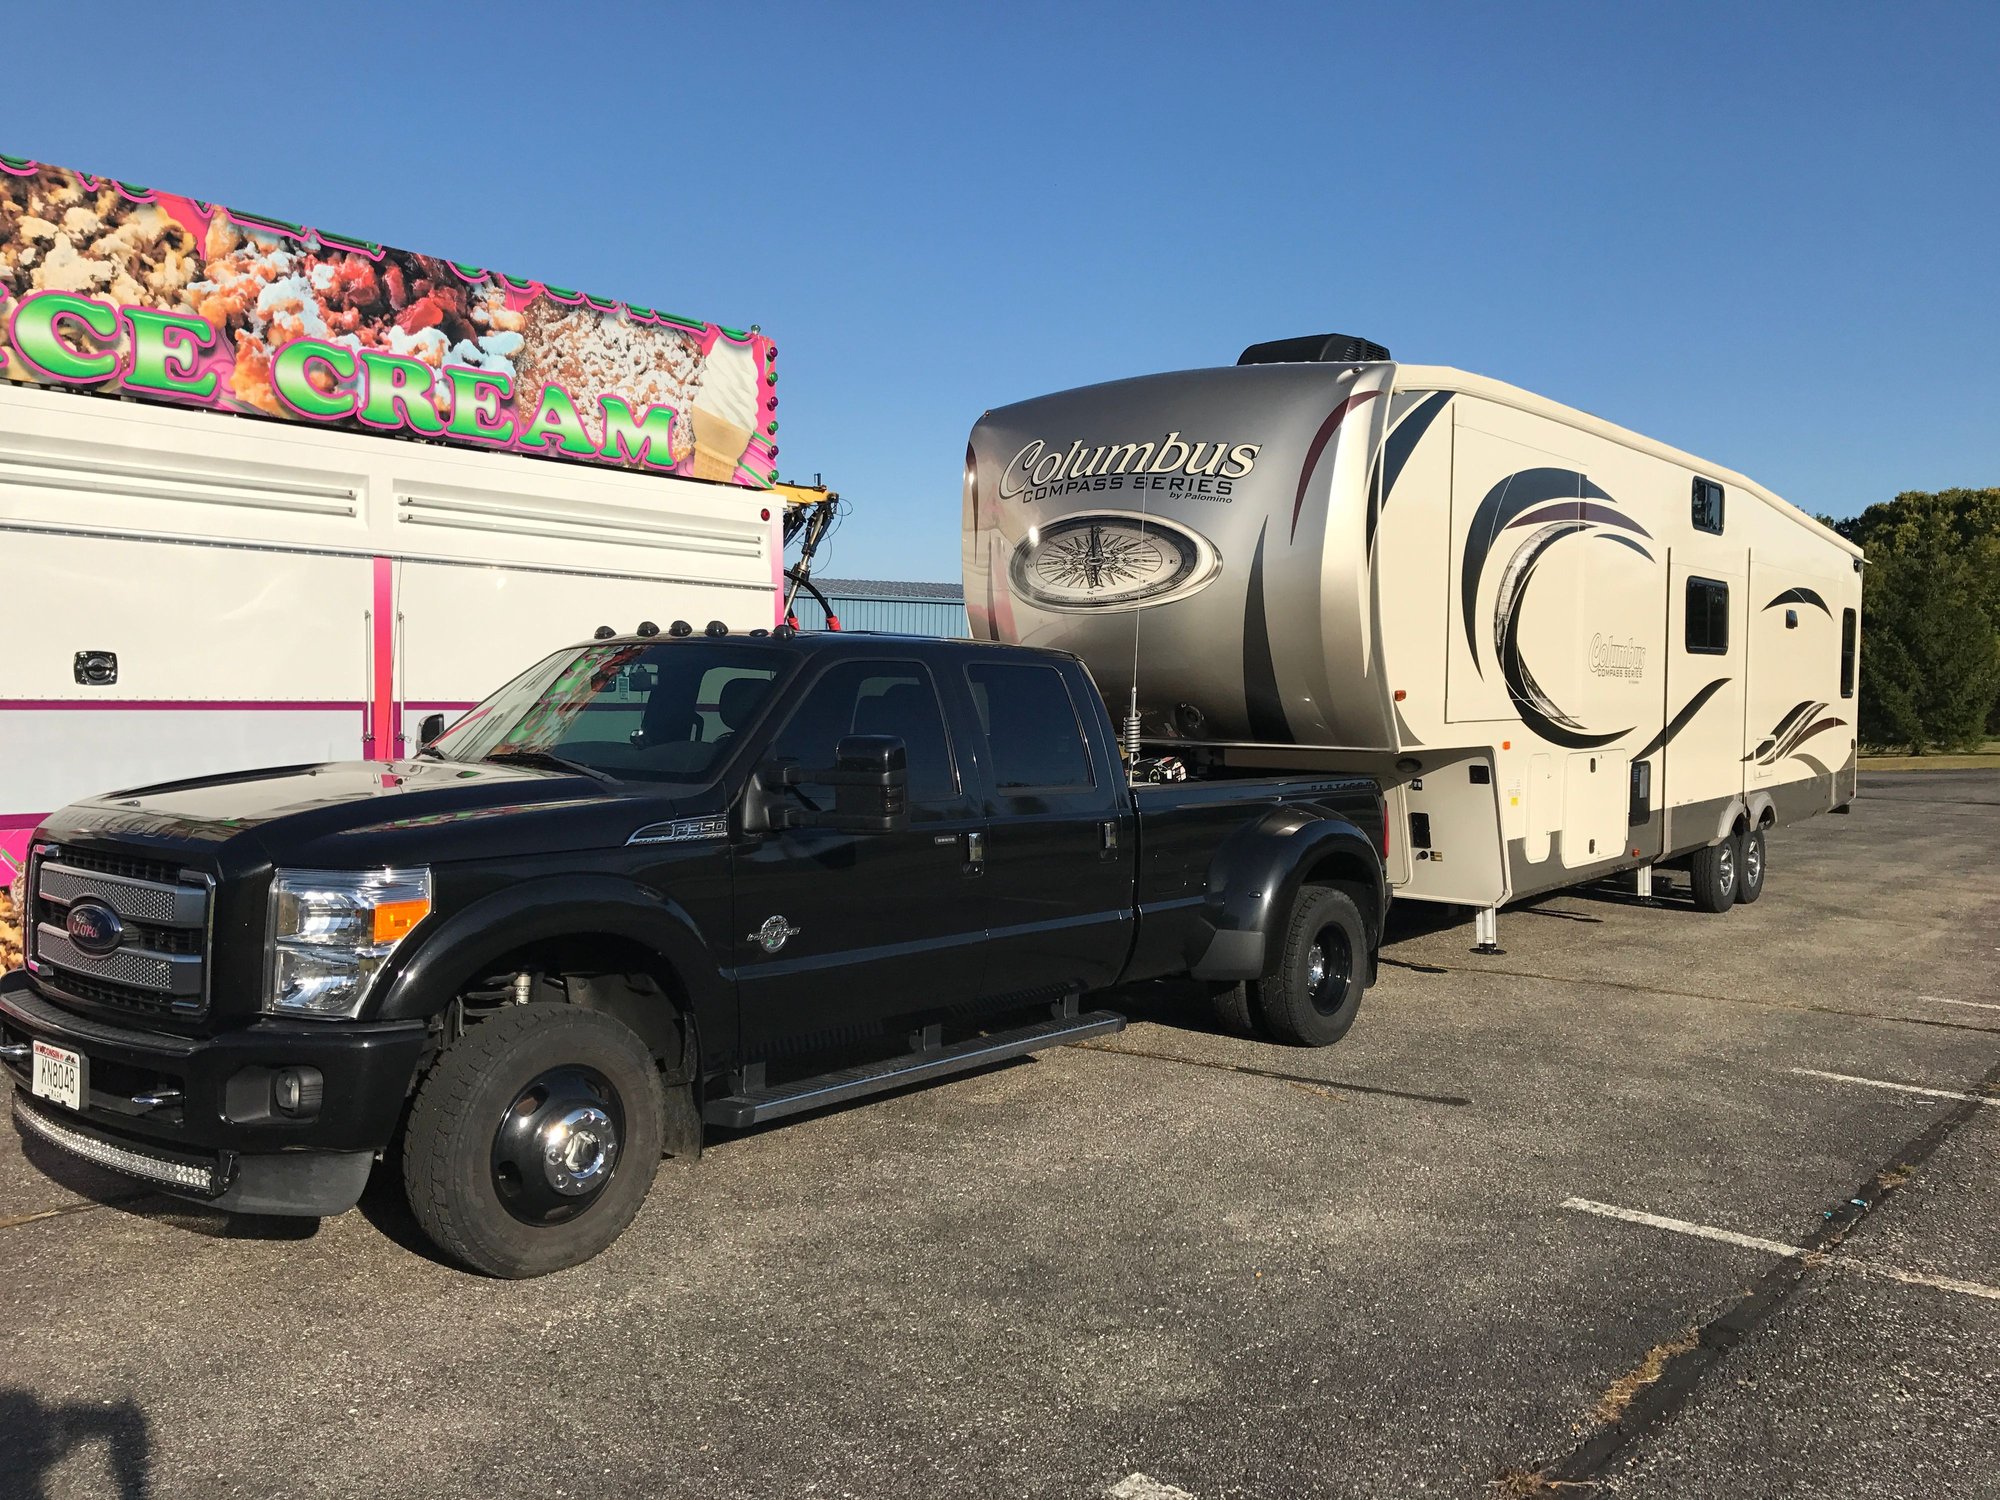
top-left (4, 628), bottom-right (1384, 1276)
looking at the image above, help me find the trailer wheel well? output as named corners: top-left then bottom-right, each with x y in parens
top-left (442, 932), bottom-right (694, 1070)
top-left (1302, 855), bottom-right (1381, 945)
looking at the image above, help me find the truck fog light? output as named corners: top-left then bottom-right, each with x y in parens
top-left (273, 1067), bottom-right (323, 1118)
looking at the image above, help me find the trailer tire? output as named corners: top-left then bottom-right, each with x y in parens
top-left (401, 1002), bottom-right (664, 1278)
top-left (1736, 825), bottom-right (1767, 904)
top-left (1688, 834), bottom-right (1741, 914)
top-left (1249, 884), bottom-right (1367, 1048)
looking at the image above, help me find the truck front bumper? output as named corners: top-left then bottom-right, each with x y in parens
top-left (1, 970), bottom-right (426, 1216)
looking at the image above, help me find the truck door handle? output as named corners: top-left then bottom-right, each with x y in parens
top-left (963, 829), bottom-right (985, 876)
top-left (1101, 820), bottom-right (1119, 859)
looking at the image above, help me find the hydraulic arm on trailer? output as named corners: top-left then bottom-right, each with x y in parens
top-left (774, 480), bottom-right (846, 629)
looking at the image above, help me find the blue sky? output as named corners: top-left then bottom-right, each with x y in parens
top-left (10, 3), bottom-right (1996, 580)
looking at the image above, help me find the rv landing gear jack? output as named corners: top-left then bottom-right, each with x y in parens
top-left (1472, 906), bottom-right (1504, 956)
top-left (1636, 864), bottom-right (1657, 901)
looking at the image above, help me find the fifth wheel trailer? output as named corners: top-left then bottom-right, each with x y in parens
top-left (964, 335), bottom-right (1863, 934)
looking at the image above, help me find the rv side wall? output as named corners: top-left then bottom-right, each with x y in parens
top-left (1376, 377), bottom-right (1861, 907)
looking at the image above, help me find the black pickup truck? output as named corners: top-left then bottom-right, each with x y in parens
top-left (4, 629), bottom-right (1384, 1275)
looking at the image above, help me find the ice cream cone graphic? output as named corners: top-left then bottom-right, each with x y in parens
top-left (690, 336), bottom-right (761, 481)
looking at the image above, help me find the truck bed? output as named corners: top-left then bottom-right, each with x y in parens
top-left (1127, 771), bottom-right (1384, 984)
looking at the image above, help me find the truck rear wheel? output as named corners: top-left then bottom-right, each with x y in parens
top-left (1210, 980), bottom-right (1260, 1038)
top-left (1688, 834), bottom-right (1741, 913)
top-left (401, 1002), bottom-right (664, 1278)
top-left (1250, 884), bottom-right (1368, 1047)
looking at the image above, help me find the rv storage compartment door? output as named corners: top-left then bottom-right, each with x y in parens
top-left (1398, 754), bottom-right (1508, 908)
top-left (1560, 752), bottom-right (1628, 868)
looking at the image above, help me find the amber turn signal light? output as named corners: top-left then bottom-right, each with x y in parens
top-left (372, 897), bottom-right (431, 944)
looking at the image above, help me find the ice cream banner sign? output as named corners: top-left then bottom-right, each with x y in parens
top-left (0, 155), bottom-right (778, 486)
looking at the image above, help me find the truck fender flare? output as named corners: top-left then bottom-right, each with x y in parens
top-left (1190, 810), bottom-right (1384, 983)
top-left (372, 874), bottom-right (725, 1032)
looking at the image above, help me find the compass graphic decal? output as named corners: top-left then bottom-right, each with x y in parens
top-left (1008, 512), bottom-right (1221, 612)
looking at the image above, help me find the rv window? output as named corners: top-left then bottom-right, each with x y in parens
top-left (965, 662), bottom-right (1094, 790)
top-left (1692, 478), bottom-right (1725, 535)
top-left (1840, 608), bottom-right (1857, 697)
top-left (1685, 577), bottom-right (1730, 654)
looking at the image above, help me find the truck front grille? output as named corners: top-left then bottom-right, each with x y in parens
top-left (24, 844), bottom-right (214, 1020)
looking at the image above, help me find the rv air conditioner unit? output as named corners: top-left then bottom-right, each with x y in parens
top-left (1237, 333), bottom-right (1391, 366)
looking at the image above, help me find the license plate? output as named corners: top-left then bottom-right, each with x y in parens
top-left (30, 1040), bottom-right (86, 1112)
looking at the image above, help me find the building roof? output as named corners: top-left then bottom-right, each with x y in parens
top-left (810, 577), bottom-right (966, 603)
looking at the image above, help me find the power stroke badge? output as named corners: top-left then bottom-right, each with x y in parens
top-left (749, 915), bottom-right (800, 953)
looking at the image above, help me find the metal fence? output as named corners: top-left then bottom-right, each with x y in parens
top-left (790, 582), bottom-right (967, 638)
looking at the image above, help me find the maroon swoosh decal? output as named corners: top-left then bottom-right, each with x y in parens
top-left (1291, 390), bottom-right (1381, 541)
top-left (1782, 718), bottom-right (1846, 757)
top-left (1504, 501), bottom-right (1653, 537)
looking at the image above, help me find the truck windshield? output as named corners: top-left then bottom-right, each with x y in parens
top-left (426, 641), bottom-right (789, 784)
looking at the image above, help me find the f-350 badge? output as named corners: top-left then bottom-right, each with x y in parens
top-left (750, 915), bottom-right (800, 953)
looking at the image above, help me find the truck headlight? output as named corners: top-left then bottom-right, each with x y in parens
top-left (266, 868), bottom-right (432, 1018)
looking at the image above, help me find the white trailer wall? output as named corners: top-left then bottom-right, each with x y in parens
top-left (0, 382), bottom-right (781, 871)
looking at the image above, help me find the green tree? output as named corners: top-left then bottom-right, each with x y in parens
top-left (1831, 489), bottom-right (2000, 751)
top-left (1855, 549), bottom-right (2000, 751)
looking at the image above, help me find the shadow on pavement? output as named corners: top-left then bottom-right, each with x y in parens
top-left (0, 1389), bottom-right (150, 1500)
top-left (17, 1132), bottom-right (318, 1244)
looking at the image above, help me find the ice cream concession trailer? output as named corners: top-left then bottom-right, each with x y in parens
top-left (0, 154), bottom-right (786, 880)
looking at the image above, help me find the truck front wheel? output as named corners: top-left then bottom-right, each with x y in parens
top-left (401, 1002), bottom-right (665, 1278)
top-left (1249, 884), bottom-right (1368, 1047)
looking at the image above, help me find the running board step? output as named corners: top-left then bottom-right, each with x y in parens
top-left (702, 1009), bottom-right (1126, 1128)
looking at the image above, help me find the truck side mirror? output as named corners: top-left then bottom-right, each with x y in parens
top-left (418, 712), bottom-right (447, 747)
top-left (828, 736), bottom-right (909, 831)
top-left (743, 735), bottom-right (909, 834)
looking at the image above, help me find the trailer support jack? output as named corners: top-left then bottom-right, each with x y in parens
top-left (1472, 905), bottom-right (1504, 956)
top-left (1635, 864), bottom-right (1655, 900)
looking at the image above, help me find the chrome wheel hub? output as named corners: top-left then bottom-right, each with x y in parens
top-left (541, 1105), bottom-right (618, 1196)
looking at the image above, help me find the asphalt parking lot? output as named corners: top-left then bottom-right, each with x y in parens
top-left (2, 769), bottom-right (1996, 1500)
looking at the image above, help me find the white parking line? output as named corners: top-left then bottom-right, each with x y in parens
top-left (1562, 1198), bottom-right (2000, 1303)
top-left (1917, 994), bottom-right (2000, 1012)
top-left (1559, 1197), bottom-right (1800, 1257)
top-left (1790, 1067), bottom-right (2000, 1106)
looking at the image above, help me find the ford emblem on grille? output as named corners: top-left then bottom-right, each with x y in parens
top-left (65, 899), bottom-right (125, 957)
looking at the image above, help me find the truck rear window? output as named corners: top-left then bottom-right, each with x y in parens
top-left (965, 663), bottom-right (1094, 790)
